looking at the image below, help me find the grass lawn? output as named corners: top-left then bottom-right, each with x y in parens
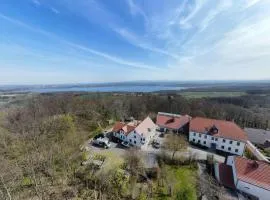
top-left (180, 91), bottom-right (246, 99)
top-left (92, 150), bottom-right (124, 173)
top-left (154, 165), bottom-right (197, 200)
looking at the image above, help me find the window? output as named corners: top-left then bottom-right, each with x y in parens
top-left (203, 141), bottom-right (206, 145)
top-left (134, 141), bottom-right (136, 144)
top-left (134, 135), bottom-right (136, 138)
top-left (193, 133), bottom-right (196, 136)
top-left (221, 146), bottom-right (224, 149)
top-left (199, 134), bottom-right (201, 138)
top-left (215, 138), bottom-right (218, 141)
top-left (204, 135), bottom-right (207, 139)
top-left (237, 142), bottom-right (240, 146)
top-left (211, 137), bottom-right (214, 140)
top-left (223, 139), bottom-right (226, 143)
top-left (129, 139), bottom-right (132, 142)
top-left (198, 140), bottom-right (201, 144)
top-left (193, 139), bottom-right (195, 142)
top-left (228, 147), bottom-right (231, 151)
top-left (229, 141), bottom-right (233, 144)
top-left (235, 149), bottom-right (239, 153)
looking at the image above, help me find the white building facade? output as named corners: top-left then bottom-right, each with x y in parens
top-left (189, 132), bottom-right (246, 156)
top-left (189, 117), bottom-right (247, 156)
top-left (112, 117), bottom-right (156, 148)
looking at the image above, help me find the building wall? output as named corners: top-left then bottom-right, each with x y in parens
top-left (237, 180), bottom-right (269, 200)
top-left (113, 130), bottom-right (130, 142)
top-left (127, 130), bottom-right (142, 147)
top-left (226, 156), bottom-right (238, 185)
top-left (127, 128), bottom-right (156, 147)
top-left (214, 163), bottom-right (220, 182)
top-left (113, 129), bottom-right (155, 147)
top-left (189, 131), bottom-right (246, 156)
top-left (246, 141), bottom-right (270, 163)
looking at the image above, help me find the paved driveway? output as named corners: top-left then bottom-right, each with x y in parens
top-left (142, 132), bottom-right (225, 163)
top-left (84, 131), bottom-right (225, 163)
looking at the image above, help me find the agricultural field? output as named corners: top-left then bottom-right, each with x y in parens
top-left (179, 91), bottom-right (247, 99)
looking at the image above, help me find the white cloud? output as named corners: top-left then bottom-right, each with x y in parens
top-left (114, 28), bottom-right (180, 59)
top-left (129, 0), bottom-right (270, 80)
top-left (245, 0), bottom-right (262, 8)
top-left (32, 0), bottom-right (41, 6)
top-left (0, 13), bottom-right (160, 71)
top-left (199, 0), bottom-right (232, 32)
top-left (2, 0), bottom-right (270, 82)
top-left (50, 7), bottom-right (60, 14)
top-left (179, 0), bottom-right (205, 28)
top-left (127, 0), bottom-right (148, 21)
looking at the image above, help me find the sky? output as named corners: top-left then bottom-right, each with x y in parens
top-left (0, 0), bottom-right (270, 84)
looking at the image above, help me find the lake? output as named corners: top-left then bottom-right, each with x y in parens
top-left (16, 85), bottom-right (187, 93)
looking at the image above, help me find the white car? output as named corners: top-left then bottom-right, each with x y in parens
top-left (121, 141), bottom-right (130, 148)
top-left (93, 137), bottom-right (111, 149)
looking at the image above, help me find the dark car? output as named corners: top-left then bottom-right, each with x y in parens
top-left (152, 141), bottom-right (161, 149)
top-left (159, 133), bottom-right (165, 138)
top-left (94, 133), bottom-right (105, 140)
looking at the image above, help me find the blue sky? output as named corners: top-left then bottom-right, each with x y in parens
top-left (0, 0), bottom-right (270, 84)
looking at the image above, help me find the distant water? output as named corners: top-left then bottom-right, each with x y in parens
top-left (8, 85), bottom-right (187, 93)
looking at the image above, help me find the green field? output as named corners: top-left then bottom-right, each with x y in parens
top-left (180, 91), bottom-right (246, 98)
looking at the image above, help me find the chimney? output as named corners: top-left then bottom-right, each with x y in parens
top-left (251, 161), bottom-right (259, 169)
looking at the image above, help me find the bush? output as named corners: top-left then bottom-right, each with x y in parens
top-left (81, 151), bottom-right (89, 161)
top-left (21, 177), bottom-right (32, 187)
top-left (175, 187), bottom-right (194, 200)
top-left (244, 149), bottom-right (256, 160)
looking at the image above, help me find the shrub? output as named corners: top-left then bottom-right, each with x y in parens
top-left (21, 177), bottom-right (32, 187)
top-left (175, 187), bottom-right (194, 200)
top-left (81, 151), bottom-right (89, 161)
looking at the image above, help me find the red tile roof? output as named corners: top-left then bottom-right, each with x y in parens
top-left (156, 112), bottom-right (190, 130)
top-left (122, 125), bottom-right (136, 135)
top-left (112, 121), bottom-right (136, 135)
top-left (218, 163), bottom-right (236, 189)
top-left (112, 121), bottom-right (125, 132)
top-left (234, 156), bottom-right (270, 190)
top-left (190, 117), bottom-right (247, 142)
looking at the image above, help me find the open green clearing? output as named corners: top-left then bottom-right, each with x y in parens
top-left (154, 165), bottom-right (197, 200)
top-left (180, 91), bottom-right (246, 98)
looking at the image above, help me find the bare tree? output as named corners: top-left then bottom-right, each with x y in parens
top-left (0, 157), bottom-right (22, 200)
top-left (124, 149), bottom-right (144, 178)
top-left (164, 134), bottom-right (188, 161)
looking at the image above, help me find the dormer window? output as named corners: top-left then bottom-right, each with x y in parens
top-left (209, 125), bottom-right (218, 134)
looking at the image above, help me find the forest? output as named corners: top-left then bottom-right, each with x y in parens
top-left (0, 91), bottom-right (269, 199)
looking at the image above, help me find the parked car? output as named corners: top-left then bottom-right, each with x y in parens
top-left (92, 137), bottom-right (111, 148)
top-left (159, 128), bottom-right (165, 133)
top-left (121, 141), bottom-right (130, 148)
top-left (94, 133), bottom-right (105, 140)
top-left (152, 140), bottom-right (161, 149)
top-left (159, 132), bottom-right (165, 138)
